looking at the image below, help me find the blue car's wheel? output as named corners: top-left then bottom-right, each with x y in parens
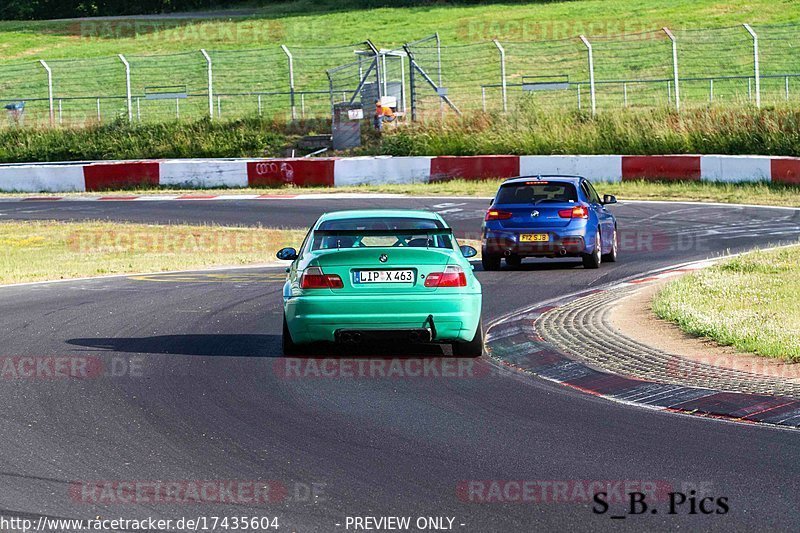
top-left (482, 253), bottom-right (501, 271)
top-left (582, 229), bottom-right (602, 269)
top-left (602, 226), bottom-right (618, 263)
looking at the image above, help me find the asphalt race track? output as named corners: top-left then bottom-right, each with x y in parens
top-left (1, 197), bottom-right (800, 532)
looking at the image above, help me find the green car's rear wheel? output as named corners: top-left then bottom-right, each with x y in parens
top-left (282, 314), bottom-right (305, 356)
top-left (452, 320), bottom-right (484, 358)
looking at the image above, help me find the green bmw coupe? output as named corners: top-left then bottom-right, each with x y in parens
top-left (276, 210), bottom-right (483, 357)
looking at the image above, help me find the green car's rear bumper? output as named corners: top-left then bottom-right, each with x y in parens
top-left (285, 292), bottom-right (482, 344)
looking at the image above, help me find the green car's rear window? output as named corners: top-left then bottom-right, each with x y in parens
top-left (312, 217), bottom-right (450, 250)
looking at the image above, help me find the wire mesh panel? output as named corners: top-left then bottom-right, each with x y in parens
top-left (127, 51), bottom-right (208, 122)
top-left (407, 40), bottom-right (500, 118)
top-left (752, 23), bottom-right (800, 105)
top-left (590, 30), bottom-right (674, 110)
top-left (211, 47), bottom-right (290, 119)
top-left (674, 26), bottom-right (755, 106)
top-left (293, 44), bottom-right (366, 118)
top-left (47, 56), bottom-right (127, 126)
top-left (0, 61), bottom-right (48, 126)
top-left (504, 39), bottom-right (588, 112)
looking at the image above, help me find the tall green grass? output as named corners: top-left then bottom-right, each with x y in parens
top-left (374, 105), bottom-right (800, 156)
top-left (0, 117), bottom-right (329, 162)
top-left (4, 106), bottom-right (800, 163)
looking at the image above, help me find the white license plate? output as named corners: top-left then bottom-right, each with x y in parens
top-left (354, 269), bottom-right (414, 284)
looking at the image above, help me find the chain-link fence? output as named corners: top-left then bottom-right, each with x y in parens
top-left (1, 23), bottom-right (799, 128)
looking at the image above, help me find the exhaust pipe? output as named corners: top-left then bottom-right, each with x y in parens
top-left (503, 250), bottom-right (512, 257)
top-left (339, 331), bottom-right (363, 344)
top-left (408, 330), bottom-right (430, 343)
top-left (559, 248), bottom-right (567, 256)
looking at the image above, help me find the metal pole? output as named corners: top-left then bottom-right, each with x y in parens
top-left (365, 40), bottom-right (381, 99)
top-left (579, 35), bottom-right (596, 115)
top-left (493, 39), bottom-right (507, 112)
top-left (743, 24), bottom-right (760, 108)
top-left (301, 93), bottom-right (305, 118)
top-left (118, 54), bottom-right (132, 123)
top-left (577, 84), bottom-right (581, 110)
top-left (481, 87), bottom-right (487, 112)
top-left (326, 72), bottom-right (335, 122)
top-left (136, 97), bottom-right (141, 122)
top-left (217, 95), bottom-right (221, 118)
top-left (39, 60), bottom-right (54, 126)
top-left (663, 27), bottom-right (680, 111)
top-left (404, 44), bottom-right (417, 121)
top-left (382, 54), bottom-right (388, 96)
top-left (58, 99), bottom-right (62, 125)
top-left (400, 53), bottom-right (407, 114)
top-left (176, 97), bottom-right (180, 119)
top-left (96, 98), bottom-right (101, 122)
top-left (435, 32), bottom-right (443, 117)
top-left (710, 79), bottom-right (714, 103)
top-left (748, 78), bottom-right (752, 101)
top-left (258, 94), bottom-right (262, 116)
top-left (787, 76), bottom-right (790, 101)
top-left (623, 82), bottom-right (628, 107)
top-left (200, 49), bottom-right (213, 119)
top-left (280, 44), bottom-right (296, 120)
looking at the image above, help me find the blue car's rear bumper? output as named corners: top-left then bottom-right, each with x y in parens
top-left (482, 222), bottom-right (596, 257)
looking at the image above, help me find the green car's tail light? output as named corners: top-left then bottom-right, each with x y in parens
top-left (558, 205), bottom-right (589, 219)
top-left (424, 265), bottom-right (467, 288)
top-left (485, 209), bottom-right (513, 221)
top-left (301, 267), bottom-right (344, 289)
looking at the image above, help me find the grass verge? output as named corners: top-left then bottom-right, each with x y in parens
top-left (0, 220), bottom-right (307, 285)
top-left (5, 180), bottom-right (799, 208)
top-left (653, 245), bottom-right (800, 361)
top-left (0, 219), bottom-right (483, 285)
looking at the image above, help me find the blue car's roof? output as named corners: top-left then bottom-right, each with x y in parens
top-left (501, 175), bottom-right (585, 185)
top-left (316, 209), bottom-right (444, 224)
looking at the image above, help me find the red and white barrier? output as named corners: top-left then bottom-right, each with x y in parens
top-left (1, 155), bottom-right (799, 192)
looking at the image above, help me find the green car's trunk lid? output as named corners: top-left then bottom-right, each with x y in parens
top-left (310, 247), bottom-right (453, 294)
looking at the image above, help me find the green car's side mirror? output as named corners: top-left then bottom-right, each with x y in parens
top-left (460, 245), bottom-right (478, 258)
top-left (276, 247), bottom-right (298, 261)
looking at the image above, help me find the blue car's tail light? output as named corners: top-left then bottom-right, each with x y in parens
top-left (485, 209), bottom-right (513, 221)
top-left (558, 205), bottom-right (589, 219)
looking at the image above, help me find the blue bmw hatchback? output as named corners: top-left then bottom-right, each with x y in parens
top-left (481, 175), bottom-right (619, 270)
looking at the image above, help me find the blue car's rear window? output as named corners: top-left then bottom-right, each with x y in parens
top-left (313, 217), bottom-right (450, 250)
top-left (496, 182), bottom-right (578, 204)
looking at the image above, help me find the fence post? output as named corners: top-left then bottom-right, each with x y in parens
top-left (118, 54), bottom-right (132, 123)
top-left (663, 27), bottom-right (680, 111)
top-left (39, 60), bottom-right (54, 126)
top-left (743, 24), bottom-right (760, 108)
top-left (281, 44), bottom-right (296, 120)
top-left (200, 49), bottom-right (213, 119)
top-left (435, 32), bottom-right (443, 117)
top-left (493, 39), bottom-right (507, 112)
top-left (404, 44), bottom-right (417, 121)
top-left (579, 35), bottom-right (596, 115)
top-left (365, 40), bottom-right (381, 100)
